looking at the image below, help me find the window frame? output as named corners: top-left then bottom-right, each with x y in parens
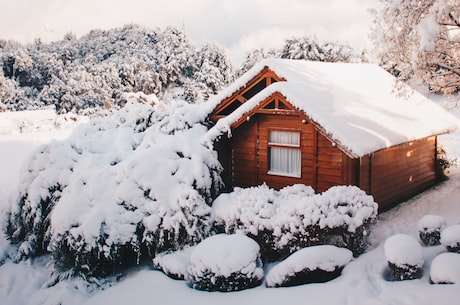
top-left (267, 129), bottom-right (302, 178)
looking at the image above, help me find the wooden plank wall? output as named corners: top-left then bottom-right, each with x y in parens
top-left (256, 114), bottom-right (315, 189)
top-left (316, 132), bottom-right (345, 192)
top-left (369, 136), bottom-right (437, 210)
top-left (231, 121), bottom-right (258, 188)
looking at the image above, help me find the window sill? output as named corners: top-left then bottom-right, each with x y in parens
top-left (267, 171), bottom-right (301, 178)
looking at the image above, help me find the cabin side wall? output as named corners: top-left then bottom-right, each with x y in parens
top-left (366, 136), bottom-right (437, 210)
top-left (231, 120), bottom-right (258, 188)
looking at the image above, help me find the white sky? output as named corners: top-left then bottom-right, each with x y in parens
top-left (0, 0), bottom-right (378, 65)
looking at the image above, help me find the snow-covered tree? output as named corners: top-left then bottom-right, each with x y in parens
top-left (371, 0), bottom-right (460, 94)
top-left (238, 36), bottom-right (365, 75)
top-left (280, 36), bottom-right (354, 62)
top-left (192, 44), bottom-right (234, 97)
top-left (0, 24), bottom-right (235, 113)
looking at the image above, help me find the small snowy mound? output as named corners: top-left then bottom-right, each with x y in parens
top-left (441, 224), bottom-right (460, 253)
top-left (417, 215), bottom-right (447, 246)
top-left (430, 252), bottom-right (460, 284)
top-left (213, 184), bottom-right (377, 259)
top-left (266, 245), bottom-right (352, 288)
top-left (153, 247), bottom-right (194, 280)
top-left (384, 234), bottom-right (424, 281)
top-left (186, 234), bottom-right (264, 292)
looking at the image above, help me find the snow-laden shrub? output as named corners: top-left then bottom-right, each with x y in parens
top-left (186, 234), bottom-right (264, 292)
top-left (441, 224), bottom-right (460, 253)
top-left (4, 100), bottom-right (223, 276)
top-left (266, 245), bottom-right (352, 287)
top-left (153, 246), bottom-right (194, 280)
top-left (430, 252), bottom-right (460, 284)
top-left (212, 184), bottom-right (377, 260)
top-left (384, 234), bottom-right (424, 281)
top-left (417, 215), bottom-right (447, 246)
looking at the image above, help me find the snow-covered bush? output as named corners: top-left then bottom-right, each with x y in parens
top-left (4, 100), bottom-right (223, 276)
top-left (430, 252), bottom-right (460, 284)
top-left (212, 184), bottom-right (377, 260)
top-left (384, 234), bottom-right (424, 281)
top-left (186, 234), bottom-right (264, 292)
top-left (265, 245), bottom-right (352, 287)
top-left (441, 224), bottom-right (460, 253)
top-left (153, 246), bottom-right (194, 280)
top-left (417, 215), bottom-right (447, 246)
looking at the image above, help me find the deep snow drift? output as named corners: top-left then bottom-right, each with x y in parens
top-left (0, 106), bottom-right (460, 305)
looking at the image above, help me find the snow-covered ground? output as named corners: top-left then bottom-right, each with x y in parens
top-left (1, 109), bottom-right (460, 305)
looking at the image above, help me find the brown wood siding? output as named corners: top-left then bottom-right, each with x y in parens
top-left (358, 155), bottom-right (371, 195)
top-left (256, 114), bottom-right (315, 190)
top-left (315, 132), bottom-right (345, 192)
top-left (231, 121), bottom-right (258, 188)
top-left (369, 137), bottom-right (437, 210)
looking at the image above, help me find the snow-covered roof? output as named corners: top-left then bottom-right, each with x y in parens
top-left (208, 58), bottom-right (460, 157)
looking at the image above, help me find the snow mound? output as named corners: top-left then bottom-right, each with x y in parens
top-left (441, 224), bottom-right (460, 252)
top-left (0, 109), bottom-right (87, 135)
top-left (430, 252), bottom-right (460, 284)
top-left (417, 215), bottom-right (447, 233)
top-left (384, 234), bottom-right (424, 268)
top-left (384, 234), bottom-right (424, 281)
top-left (186, 234), bottom-right (264, 291)
top-left (417, 214), bottom-right (447, 246)
top-left (153, 247), bottom-right (194, 280)
top-left (266, 245), bottom-right (352, 287)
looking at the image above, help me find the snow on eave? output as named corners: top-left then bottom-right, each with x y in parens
top-left (205, 71), bottom-right (460, 158)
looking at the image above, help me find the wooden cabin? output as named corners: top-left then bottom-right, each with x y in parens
top-left (207, 59), bottom-right (459, 210)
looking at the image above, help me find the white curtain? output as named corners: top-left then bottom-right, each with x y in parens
top-left (269, 131), bottom-right (301, 177)
top-left (269, 130), bottom-right (300, 146)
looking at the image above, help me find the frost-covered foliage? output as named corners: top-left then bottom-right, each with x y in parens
top-left (384, 234), bottom-right (424, 281)
top-left (4, 100), bottom-right (222, 276)
top-left (371, 0), bottom-right (460, 95)
top-left (417, 214), bottom-right (447, 246)
top-left (265, 245), bottom-right (352, 287)
top-left (212, 184), bottom-right (378, 260)
top-left (441, 224), bottom-right (460, 253)
top-left (238, 35), bottom-right (366, 76)
top-left (186, 234), bottom-right (264, 292)
top-left (0, 24), bottom-right (234, 113)
top-left (430, 252), bottom-right (460, 284)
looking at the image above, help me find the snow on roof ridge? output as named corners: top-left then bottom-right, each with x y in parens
top-left (206, 58), bottom-right (460, 157)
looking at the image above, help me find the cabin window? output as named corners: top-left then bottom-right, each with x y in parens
top-left (268, 130), bottom-right (301, 178)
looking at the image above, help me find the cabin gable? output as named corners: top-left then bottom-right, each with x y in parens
top-left (211, 67), bottom-right (285, 122)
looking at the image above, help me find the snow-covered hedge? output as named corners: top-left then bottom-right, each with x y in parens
top-left (417, 215), bottom-right (447, 246)
top-left (153, 247), bottom-right (194, 280)
top-left (430, 252), bottom-right (460, 284)
top-left (266, 245), bottom-right (352, 287)
top-left (4, 101), bottom-right (223, 276)
top-left (186, 234), bottom-right (264, 292)
top-left (384, 234), bottom-right (424, 281)
top-left (212, 184), bottom-right (378, 260)
top-left (441, 224), bottom-right (460, 253)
